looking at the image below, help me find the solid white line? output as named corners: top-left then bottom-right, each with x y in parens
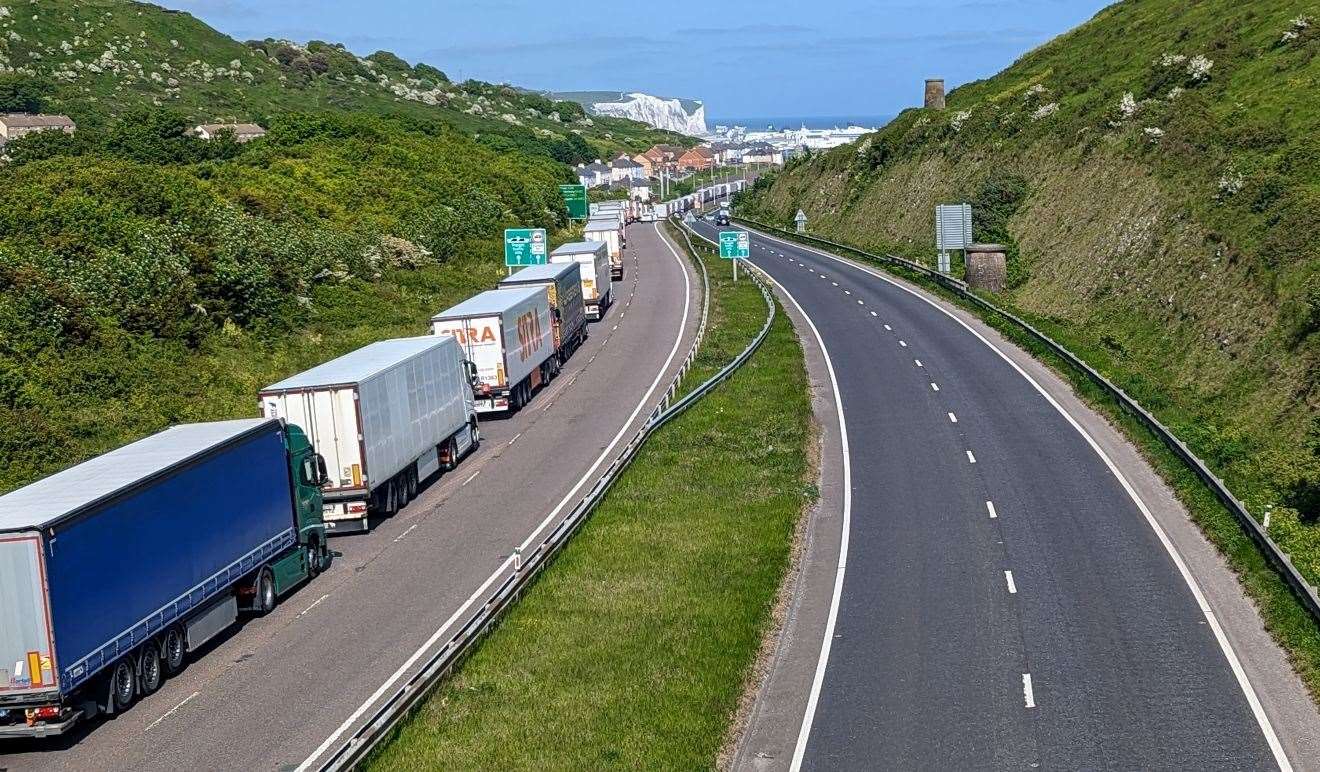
top-left (745, 225), bottom-right (1293, 771)
top-left (1023, 674), bottom-right (1036, 708)
top-left (146, 691), bottom-right (199, 731)
top-left (986, 500), bottom-right (998, 519)
top-left (748, 265), bottom-right (851, 772)
top-left (296, 223), bottom-right (694, 772)
top-left (967, 450), bottom-right (977, 464)
top-left (949, 412), bottom-right (958, 423)
top-left (930, 382), bottom-right (939, 392)
top-left (1005, 570), bottom-right (1017, 594)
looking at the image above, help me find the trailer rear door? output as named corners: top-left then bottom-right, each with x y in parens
top-left (263, 387), bottom-right (364, 493)
top-left (0, 533), bottom-right (58, 699)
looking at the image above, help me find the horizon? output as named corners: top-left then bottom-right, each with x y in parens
top-left (163, 0), bottom-right (1114, 119)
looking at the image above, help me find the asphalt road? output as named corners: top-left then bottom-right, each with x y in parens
top-left (691, 219), bottom-right (1284, 771)
top-left (0, 222), bottom-right (699, 772)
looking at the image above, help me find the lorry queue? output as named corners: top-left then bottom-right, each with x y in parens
top-left (0, 182), bottom-right (742, 739)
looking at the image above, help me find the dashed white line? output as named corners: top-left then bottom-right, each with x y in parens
top-left (507, 432), bottom-right (522, 446)
top-left (462, 470), bottom-right (481, 486)
top-left (986, 500), bottom-right (998, 518)
top-left (930, 382), bottom-right (940, 392)
top-left (948, 412), bottom-right (958, 423)
top-left (844, 290), bottom-right (851, 295)
top-left (883, 324), bottom-right (892, 331)
top-left (1005, 570), bottom-right (1017, 594)
top-left (966, 450), bottom-right (977, 464)
top-left (899, 340), bottom-right (908, 347)
top-left (298, 593), bottom-right (331, 616)
top-left (832, 281), bottom-right (839, 286)
top-left (1023, 674), bottom-right (1036, 708)
top-left (146, 691), bottom-right (200, 731)
top-left (914, 359), bottom-right (923, 367)
top-left (857, 300), bottom-right (864, 305)
top-left (869, 311), bottom-right (878, 317)
top-left (393, 524), bottom-right (418, 542)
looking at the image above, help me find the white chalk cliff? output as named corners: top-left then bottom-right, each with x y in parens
top-left (590, 93), bottom-right (706, 135)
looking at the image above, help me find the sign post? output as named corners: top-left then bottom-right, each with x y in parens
top-left (720, 230), bottom-right (750, 282)
top-left (504, 228), bottom-right (548, 275)
top-left (558, 184), bottom-right (589, 221)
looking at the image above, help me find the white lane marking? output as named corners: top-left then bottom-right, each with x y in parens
top-left (832, 281), bottom-right (839, 286)
top-left (746, 225), bottom-right (1293, 771)
top-left (295, 220), bottom-right (696, 772)
top-left (298, 593), bottom-right (331, 616)
top-left (1023, 674), bottom-right (1036, 708)
top-left (915, 359), bottom-right (923, 367)
top-left (844, 290), bottom-right (851, 295)
top-left (966, 450), bottom-right (977, 464)
top-left (820, 274), bottom-right (827, 279)
top-left (930, 382), bottom-right (940, 392)
top-left (884, 324), bottom-right (892, 331)
top-left (146, 691), bottom-right (199, 731)
top-left (899, 340), bottom-right (908, 348)
top-left (1005, 570), bottom-right (1017, 594)
top-left (462, 471), bottom-right (480, 486)
top-left (508, 432), bottom-right (522, 446)
top-left (393, 524), bottom-right (418, 542)
top-left (870, 311), bottom-right (878, 317)
top-left (949, 412), bottom-right (958, 423)
top-left (752, 268), bottom-right (852, 772)
top-left (986, 500), bottom-right (998, 519)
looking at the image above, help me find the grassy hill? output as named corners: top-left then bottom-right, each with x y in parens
top-left (741, 0), bottom-right (1320, 566)
top-left (0, 0), bottom-right (688, 156)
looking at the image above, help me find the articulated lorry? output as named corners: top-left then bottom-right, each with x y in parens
top-left (550, 241), bottom-right (612, 321)
top-left (0, 418), bottom-right (330, 738)
top-left (500, 261), bottom-right (589, 364)
top-left (431, 286), bottom-right (556, 414)
top-left (585, 216), bottom-right (625, 281)
top-left (259, 336), bottom-right (479, 534)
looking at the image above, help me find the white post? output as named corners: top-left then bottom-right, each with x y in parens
top-left (733, 258), bottom-right (739, 283)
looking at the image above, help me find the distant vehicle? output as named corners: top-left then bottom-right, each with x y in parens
top-left (259, 337), bottom-right (478, 534)
top-left (715, 211), bottom-right (730, 226)
top-left (0, 418), bottom-right (330, 738)
top-left (584, 216), bottom-right (625, 281)
top-left (431, 286), bottom-right (557, 414)
top-left (551, 241), bottom-right (613, 321)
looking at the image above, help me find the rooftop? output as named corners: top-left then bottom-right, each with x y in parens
top-left (0, 113), bottom-right (75, 129)
top-left (431, 286), bottom-right (545, 320)
top-left (500, 261), bottom-right (579, 285)
top-left (262, 336), bottom-right (455, 391)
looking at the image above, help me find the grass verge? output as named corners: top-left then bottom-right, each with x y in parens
top-left (748, 222), bottom-right (1320, 699)
top-left (365, 226), bottom-right (812, 770)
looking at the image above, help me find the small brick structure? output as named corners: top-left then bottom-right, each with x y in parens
top-left (924, 79), bottom-right (946, 110)
top-left (965, 243), bottom-right (1007, 293)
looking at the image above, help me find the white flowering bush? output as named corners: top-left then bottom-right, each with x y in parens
top-left (1118, 91), bottom-right (1138, 119)
top-left (1282, 15), bottom-right (1312, 43)
top-left (1187, 54), bottom-right (1213, 83)
top-left (951, 109), bottom-right (972, 131)
top-left (1218, 169), bottom-right (1245, 197)
top-left (1143, 126), bottom-right (1165, 143)
top-left (1032, 102), bottom-right (1059, 120)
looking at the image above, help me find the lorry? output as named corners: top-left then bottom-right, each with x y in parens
top-left (431, 286), bottom-right (556, 414)
top-left (591, 202), bottom-right (628, 243)
top-left (0, 418), bottom-right (330, 738)
top-left (259, 336), bottom-right (479, 535)
top-left (550, 241), bottom-right (613, 321)
top-left (500, 261), bottom-right (588, 364)
top-left (585, 216), bottom-right (625, 281)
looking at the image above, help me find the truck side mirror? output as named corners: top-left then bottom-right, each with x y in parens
top-left (463, 360), bottom-right (478, 386)
top-left (315, 454), bottom-right (330, 487)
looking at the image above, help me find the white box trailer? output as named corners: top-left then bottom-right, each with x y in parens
top-left (550, 241), bottom-right (612, 321)
top-left (585, 217), bottom-right (624, 281)
top-left (259, 336), bottom-right (478, 534)
top-left (431, 286), bottom-right (556, 414)
top-left (500, 262), bottom-right (588, 364)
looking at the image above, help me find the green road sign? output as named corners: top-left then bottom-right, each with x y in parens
top-left (719, 230), bottom-right (750, 260)
top-left (559, 184), bottom-right (589, 220)
top-left (505, 228), bottom-right (548, 267)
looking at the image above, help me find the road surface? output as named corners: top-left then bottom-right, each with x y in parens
top-left (691, 219), bottom-right (1289, 771)
top-left (0, 222), bottom-right (699, 772)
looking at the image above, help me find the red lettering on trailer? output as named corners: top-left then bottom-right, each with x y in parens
top-left (443, 326), bottom-right (497, 345)
top-left (514, 310), bottom-right (543, 362)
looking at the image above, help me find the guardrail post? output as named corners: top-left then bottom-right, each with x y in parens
top-left (513, 546), bottom-right (522, 572)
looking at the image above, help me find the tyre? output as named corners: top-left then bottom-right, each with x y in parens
top-left (306, 540), bottom-right (321, 579)
top-left (442, 438), bottom-right (459, 472)
top-left (138, 640), bottom-right (163, 695)
top-left (254, 568), bottom-right (276, 615)
top-left (162, 627), bottom-right (186, 675)
top-left (406, 467), bottom-right (418, 500)
top-left (110, 658), bottom-right (136, 712)
top-left (469, 422), bottom-right (480, 451)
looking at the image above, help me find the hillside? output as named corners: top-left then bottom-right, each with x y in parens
top-left (0, 0), bottom-right (689, 155)
top-left (741, 2), bottom-right (1320, 564)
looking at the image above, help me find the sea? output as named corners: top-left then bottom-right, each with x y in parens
top-left (707, 115), bottom-right (894, 131)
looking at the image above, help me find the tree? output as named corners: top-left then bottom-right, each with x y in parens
top-left (0, 75), bottom-right (50, 113)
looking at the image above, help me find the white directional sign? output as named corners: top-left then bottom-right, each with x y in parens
top-left (935, 204), bottom-right (973, 252)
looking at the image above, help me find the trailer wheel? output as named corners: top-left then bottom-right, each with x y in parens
top-left (139, 640), bottom-right (163, 695)
top-left (110, 658), bottom-right (136, 712)
top-left (406, 467), bottom-right (418, 500)
top-left (254, 568), bottom-right (277, 615)
top-left (162, 627), bottom-right (186, 675)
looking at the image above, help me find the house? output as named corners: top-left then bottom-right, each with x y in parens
top-left (677, 146), bottom-right (715, 172)
top-left (610, 154), bottom-right (645, 183)
top-left (632, 153), bottom-right (655, 178)
top-left (628, 177), bottom-right (652, 202)
top-left (642, 143), bottom-right (685, 173)
top-left (194, 123), bottom-right (267, 143)
top-left (743, 143), bottom-right (784, 165)
top-left (0, 113), bottom-right (77, 140)
top-left (576, 160), bottom-right (612, 188)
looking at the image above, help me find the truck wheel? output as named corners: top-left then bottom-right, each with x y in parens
top-left (139, 641), bottom-right (163, 695)
top-left (305, 540), bottom-right (321, 579)
top-left (255, 568), bottom-right (276, 615)
top-left (162, 627), bottom-right (186, 675)
top-left (442, 438), bottom-right (458, 471)
top-left (469, 421), bottom-right (480, 451)
top-left (406, 468), bottom-right (418, 500)
top-left (110, 658), bottom-right (136, 712)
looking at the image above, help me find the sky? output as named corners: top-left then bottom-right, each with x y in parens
top-left (164, 0), bottom-right (1114, 121)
